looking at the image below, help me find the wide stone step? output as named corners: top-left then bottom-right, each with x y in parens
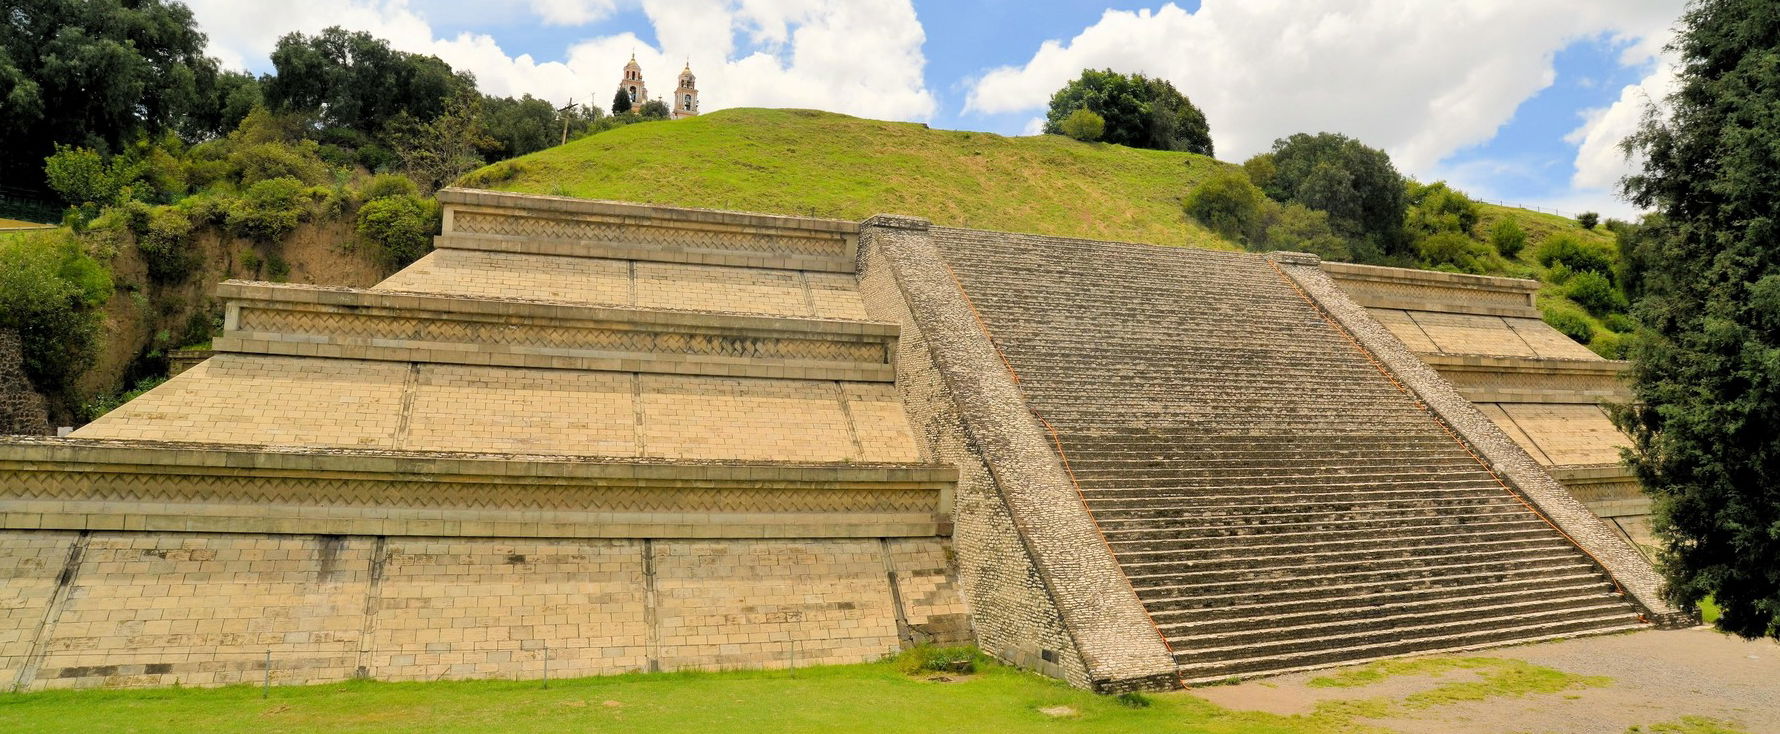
top-left (1080, 486), bottom-right (1518, 510)
top-left (1136, 562), bottom-right (1602, 613)
top-left (1122, 545), bottom-right (1578, 587)
top-left (1103, 517), bottom-right (1556, 554)
top-left (1115, 532), bottom-right (1575, 571)
top-left (1117, 523), bottom-right (1566, 566)
top-left (1093, 501), bottom-right (1534, 533)
top-left (1068, 455), bottom-right (1483, 475)
top-left (1159, 583), bottom-right (1626, 639)
top-left (1173, 614), bottom-right (1643, 683)
top-left (1073, 474), bottom-right (1505, 492)
top-left (1088, 494), bottom-right (1523, 523)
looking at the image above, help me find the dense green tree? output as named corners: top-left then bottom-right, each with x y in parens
top-left (0, 0), bottom-right (228, 194)
top-left (1490, 218), bottom-right (1528, 258)
top-left (612, 88), bottom-right (633, 115)
top-left (1043, 69), bottom-right (1212, 155)
top-left (0, 231), bottom-right (108, 394)
top-left (638, 99), bottom-right (670, 120)
top-left (1576, 211), bottom-right (1600, 229)
top-left (481, 95), bottom-right (560, 161)
top-left (388, 94), bottom-right (497, 192)
top-left (1616, 0), bottom-right (1780, 639)
top-left (1250, 132), bottom-right (1409, 258)
top-left (1183, 169), bottom-right (1265, 244)
top-left (1405, 181), bottom-right (1480, 237)
top-left (263, 27), bottom-right (474, 135)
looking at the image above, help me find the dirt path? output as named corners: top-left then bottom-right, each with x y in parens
top-left (1192, 628), bottom-right (1779, 733)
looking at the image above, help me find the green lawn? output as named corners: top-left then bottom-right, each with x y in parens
top-left (0, 658), bottom-right (1317, 734)
top-left (464, 108), bottom-right (1237, 251)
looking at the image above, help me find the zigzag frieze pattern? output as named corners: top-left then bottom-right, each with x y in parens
top-left (234, 308), bottom-right (886, 364)
top-left (0, 470), bottom-right (941, 514)
top-left (1335, 278), bottom-right (1533, 314)
top-left (453, 212), bottom-right (847, 258)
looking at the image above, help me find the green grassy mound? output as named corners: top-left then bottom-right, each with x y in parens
top-left (464, 108), bottom-right (1235, 250)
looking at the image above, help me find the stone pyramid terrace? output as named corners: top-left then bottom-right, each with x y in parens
top-left (0, 189), bottom-right (1682, 693)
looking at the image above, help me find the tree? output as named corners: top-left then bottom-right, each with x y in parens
top-left (612, 88), bottom-right (633, 115)
top-left (0, 0), bottom-right (221, 194)
top-left (1058, 108), bottom-right (1105, 142)
top-left (1250, 132), bottom-right (1409, 259)
top-left (638, 99), bottom-right (670, 120)
top-left (389, 93), bottom-right (497, 192)
top-left (481, 95), bottom-right (560, 161)
top-left (1577, 211), bottom-right (1600, 229)
top-left (1490, 218), bottom-right (1528, 257)
top-left (1043, 69), bottom-right (1212, 155)
top-left (263, 27), bottom-right (475, 135)
top-left (1183, 169), bottom-right (1266, 244)
top-left (1616, 0), bottom-right (1780, 639)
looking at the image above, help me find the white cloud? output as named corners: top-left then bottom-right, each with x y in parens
top-left (1566, 55), bottom-right (1677, 193)
top-left (181, 0), bottom-right (934, 120)
top-left (964, 1), bottom-right (1682, 181)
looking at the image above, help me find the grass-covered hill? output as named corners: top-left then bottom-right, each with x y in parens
top-left (467, 108), bottom-right (1627, 356)
top-left (463, 108), bottom-right (1237, 250)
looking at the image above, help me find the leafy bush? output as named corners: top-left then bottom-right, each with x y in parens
top-left (1541, 301), bottom-right (1596, 344)
top-left (356, 194), bottom-right (440, 269)
top-left (1044, 69), bottom-right (1213, 154)
top-left (1545, 262), bottom-right (1574, 284)
top-left (1490, 218), bottom-right (1528, 258)
top-left (1405, 181), bottom-right (1479, 236)
top-left (225, 177), bottom-right (310, 242)
top-left (1604, 312), bottom-right (1639, 333)
top-left (1183, 170), bottom-right (1266, 245)
top-left (1588, 330), bottom-right (1628, 359)
top-left (1576, 211), bottom-right (1600, 229)
top-left (1536, 235), bottom-right (1615, 276)
top-left (638, 99), bottom-right (671, 120)
top-left (0, 231), bottom-right (108, 392)
top-left (43, 146), bottom-right (121, 205)
top-left (1414, 232), bottom-right (1501, 274)
top-left (1262, 203), bottom-right (1352, 262)
top-left (1565, 270), bottom-right (1628, 315)
top-left (360, 173), bottom-right (420, 200)
top-left (1252, 132), bottom-right (1408, 258)
top-left (231, 142), bottom-right (329, 185)
top-left (137, 206), bottom-right (197, 282)
top-left (1059, 107), bottom-right (1105, 142)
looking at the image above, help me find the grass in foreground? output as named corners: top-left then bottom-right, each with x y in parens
top-left (2, 650), bottom-right (1747, 734)
top-left (0, 655), bottom-right (1314, 734)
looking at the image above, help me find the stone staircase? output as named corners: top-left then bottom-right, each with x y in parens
top-left (931, 228), bottom-right (1644, 683)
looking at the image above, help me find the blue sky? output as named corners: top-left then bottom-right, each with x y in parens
top-left (191, 1), bottom-right (1683, 218)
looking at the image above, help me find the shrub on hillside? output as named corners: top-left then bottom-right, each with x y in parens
top-left (1405, 181), bottom-right (1480, 236)
top-left (1565, 270), bottom-right (1627, 315)
top-left (1183, 170), bottom-right (1266, 245)
top-left (357, 194), bottom-right (440, 269)
top-left (226, 177), bottom-right (310, 242)
top-left (43, 146), bottom-right (121, 206)
top-left (1413, 232), bottom-right (1501, 275)
top-left (638, 99), bottom-right (671, 120)
top-left (1541, 301), bottom-right (1596, 344)
top-left (1044, 69), bottom-right (1212, 154)
top-left (1589, 330), bottom-right (1628, 359)
top-left (1536, 235), bottom-right (1615, 277)
top-left (137, 207), bottom-right (198, 283)
top-left (0, 231), bottom-right (108, 393)
top-left (1059, 108), bottom-right (1106, 142)
top-left (360, 173), bottom-right (420, 200)
top-left (1490, 218), bottom-right (1528, 258)
top-left (1262, 203), bottom-right (1351, 262)
top-left (1577, 211), bottom-right (1600, 229)
top-left (1604, 312), bottom-right (1639, 333)
top-left (231, 142), bottom-right (329, 186)
top-left (1250, 132), bottom-right (1408, 258)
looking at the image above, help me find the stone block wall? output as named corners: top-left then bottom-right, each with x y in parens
top-left (0, 331), bottom-right (48, 437)
top-left (0, 531), bottom-right (963, 690)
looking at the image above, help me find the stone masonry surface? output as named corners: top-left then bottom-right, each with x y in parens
top-left (0, 188), bottom-right (964, 689)
top-left (0, 331), bottom-right (48, 436)
top-left (926, 228), bottom-right (1649, 683)
top-left (858, 216), bottom-right (1179, 692)
top-left (1322, 262), bottom-right (1651, 552)
top-left (1281, 259), bottom-right (1680, 627)
top-left (0, 531), bottom-right (965, 690)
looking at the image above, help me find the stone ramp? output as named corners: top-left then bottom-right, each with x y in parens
top-left (930, 228), bottom-right (1644, 682)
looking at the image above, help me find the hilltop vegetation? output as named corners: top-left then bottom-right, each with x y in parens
top-left (466, 108), bottom-right (1236, 249)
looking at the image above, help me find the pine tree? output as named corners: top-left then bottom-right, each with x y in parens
top-left (1617, 0), bottom-right (1780, 639)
